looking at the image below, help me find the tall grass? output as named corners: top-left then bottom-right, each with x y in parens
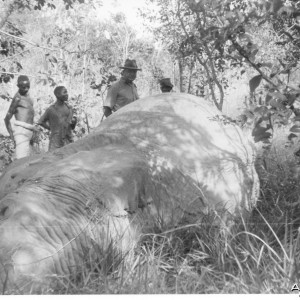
top-left (46, 209), bottom-right (300, 294)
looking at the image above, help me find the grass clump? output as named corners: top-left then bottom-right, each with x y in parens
top-left (49, 184), bottom-right (300, 295)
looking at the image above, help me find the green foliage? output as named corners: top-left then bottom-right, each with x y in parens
top-left (0, 0), bottom-right (172, 147)
top-left (239, 100), bottom-right (298, 149)
top-left (143, 0), bottom-right (231, 108)
top-left (0, 71), bottom-right (14, 84)
top-left (142, 0), bottom-right (300, 114)
top-left (0, 134), bottom-right (14, 173)
top-left (249, 75), bottom-right (263, 94)
top-left (17, 0), bottom-right (85, 11)
top-left (0, 0), bottom-right (86, 56)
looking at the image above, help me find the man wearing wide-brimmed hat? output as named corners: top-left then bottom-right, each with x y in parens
top-left (103, 59), bottom-right (141, 117)
top-left (159, 78), bottom-right (173, 93)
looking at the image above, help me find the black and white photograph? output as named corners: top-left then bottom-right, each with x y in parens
top-left (0, 0), bottom-right (299, 296)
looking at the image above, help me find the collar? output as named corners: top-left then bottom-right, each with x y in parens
top-left (53, 102), bottom-right (70, 109)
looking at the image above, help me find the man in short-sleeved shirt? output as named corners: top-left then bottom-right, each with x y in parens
top-left (103, 59), bottom-right (141, 117)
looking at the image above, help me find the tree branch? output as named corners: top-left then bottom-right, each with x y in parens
top-left (195, 54), bottom-right (220, 109)
top-left (0, 29), bottom-right (60, 52)
top-left (176, 1), bottom-right (223, 110)
top-left (0, 71), bottom-right (41, 78)
top-left (229, 35), bottom-right (279, 91)
top-left (202, 40), bottom-right (224, 110)
top-left (0, 29), bottom-right (93, 56)
top-left (0, 0), bottom-right (15, 30)
top-left (0, 46), bottom-right (35, 64)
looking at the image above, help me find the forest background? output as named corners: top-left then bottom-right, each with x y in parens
top-left (0, 0), bottom-right (299, 134)
top-left (1, 0), bottom-right (300, 147)
top-left (2, 0), bottom-right (300, 294)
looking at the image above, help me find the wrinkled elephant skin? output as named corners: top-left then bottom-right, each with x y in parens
top-left (0, 93), bottom-right (259, 292)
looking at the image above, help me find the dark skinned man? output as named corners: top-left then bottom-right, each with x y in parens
top-left (4, 75), bottom-right (36, 159)
top-left (37, 86), bottom-right (77, 151)
top-left (159, 78), bottom-right (173, 93)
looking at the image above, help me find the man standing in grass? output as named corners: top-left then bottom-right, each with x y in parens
top-left (37, 86), bottom-right (77, 151)
top-left (103, 59), bottom-right (141, 118)
top-left (4, 75), bottom-right (36, 159)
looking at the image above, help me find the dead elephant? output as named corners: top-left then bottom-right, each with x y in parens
top-left (0, 93), bottom-right (259, 292)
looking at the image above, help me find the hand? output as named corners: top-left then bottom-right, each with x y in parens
top-left (71, 116), bottom-right (77, 124)
top-left (103, 106), bottom-right (112, 118)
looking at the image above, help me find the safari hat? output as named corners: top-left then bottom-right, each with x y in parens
top-left (119, 59), bottom-right (142, 71)
top-left (159, 78), bottom-right (173, 88)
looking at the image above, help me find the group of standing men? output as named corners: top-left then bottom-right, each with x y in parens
top-left (4, 58), bottom-right (173, 160)
top-left (4, 76), bottom-right (76, 159)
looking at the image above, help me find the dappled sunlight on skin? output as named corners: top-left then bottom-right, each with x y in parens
top-left (99, 94), bottom-right (258, 214)
top-left (0, 93), bottom-right (259, 292)
top-left (148, 154), bottom-right (175, 174)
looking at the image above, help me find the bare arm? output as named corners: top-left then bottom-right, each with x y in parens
top-left (134, 83), bottom-right (139, 100)
top-left (37, 109), bottom-right (50, 130)
top-left (70, 108), bottom-right (77, 130)
top-left (4, 97), bottom-right (19, 142)
top-left (103, 84), bottom-right (118, 117)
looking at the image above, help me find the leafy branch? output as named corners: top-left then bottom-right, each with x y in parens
top-left (176, 0), bottom-right (224, 110)
top-left (228, 33), bottom-right (279, 91)
top-left (0, 29), bottom-right (60, 52)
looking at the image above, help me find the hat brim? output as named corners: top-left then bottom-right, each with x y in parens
top-left (119, 67), bottom-right (142, 71)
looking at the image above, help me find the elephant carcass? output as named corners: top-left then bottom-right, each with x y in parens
top-left (0, 93), bottom-right (259, 292)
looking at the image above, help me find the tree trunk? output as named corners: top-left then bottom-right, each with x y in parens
top-left (178, 58), bottom-right (184, 92)
top-left (195, 55), bottom-right (220, 110)
top-left (173, 61), bottom-right (176, 91)
top-left (202, 42), bottom-right (224, 111)
top-left (187, 57), bottom-right (195, 94)
top-left (82, 26), bottom-right (87, 100)
top-left (176, 7), bottom-right (224, 110)
top-left (0, 0), bottom-right (16, 29)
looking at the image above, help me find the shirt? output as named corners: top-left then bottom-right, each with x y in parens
top-left (104, 77), bottom-right (139, 111)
